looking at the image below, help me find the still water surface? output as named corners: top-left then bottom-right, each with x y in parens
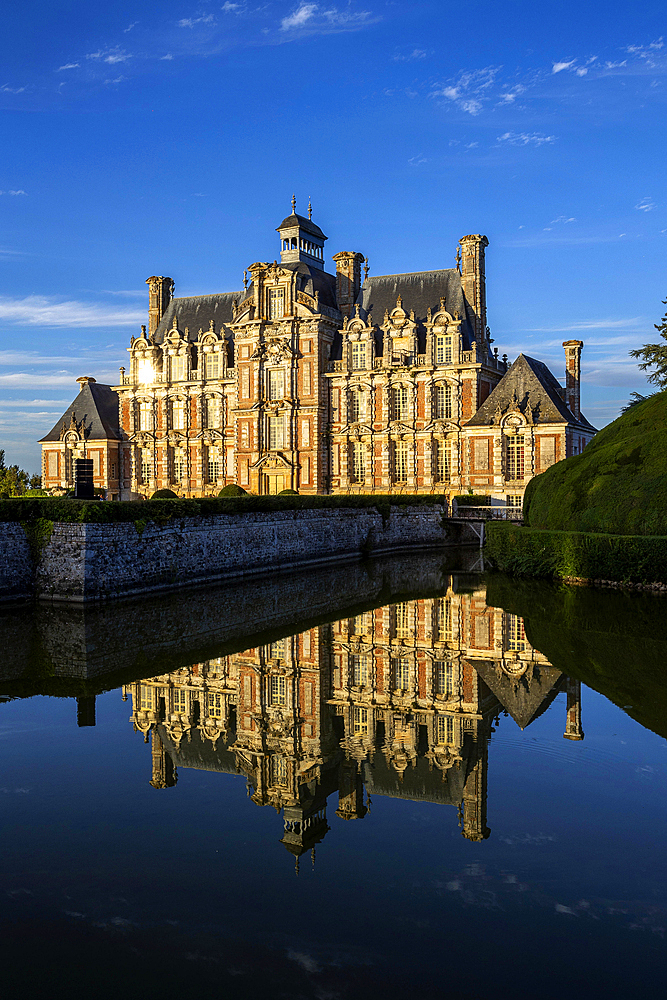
top-left (1, 552), bottom-right (666, 999)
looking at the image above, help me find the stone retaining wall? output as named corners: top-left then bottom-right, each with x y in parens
top-left (1, 504), bottom-right (472, 604)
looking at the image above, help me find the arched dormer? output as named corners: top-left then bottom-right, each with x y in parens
top-left (197, 321), bottom-right (228, 380)
top-left (129, 325), bottom-right (162, 385)
top-left (162, 318), bottom-right (192, 381)
top-left (424, 298), bottom-right (463, 367)
top-left (380, 296), bottom-right (418, 366)
top-left (342, 309), bottom-right (375, 371)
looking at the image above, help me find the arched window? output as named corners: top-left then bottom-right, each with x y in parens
top-left (392, 385), bottom-right (409, 420)
top-left (434, 383), bottom-right (453, 419)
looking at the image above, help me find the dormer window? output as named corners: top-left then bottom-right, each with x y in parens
top-left (205, 352), bottom-right (219, 379)
top-left (435, 334), bottom-right (452, 365)
top-left (351, 341), bottom-right (366, 370)
top-left (268, 287), bottom-right (285, 319)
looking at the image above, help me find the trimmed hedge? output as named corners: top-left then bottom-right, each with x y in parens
top-left (485, 520), bottom-right (667, 584)
top-left (0, 493), bottom-right (448, 525)
top-left (453, 494), bottom-right (490, 506)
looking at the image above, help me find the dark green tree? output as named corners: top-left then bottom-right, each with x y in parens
top-left (0, 449), bottom-right (42, 496)
top-left (630, 299), bottom-right (667, 388)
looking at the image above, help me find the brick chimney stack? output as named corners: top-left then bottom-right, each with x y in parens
top-left (146, 276), bottom-right (174, 337)
top-left (459, 234), bottom-right (489, 346)
top-left (332, 252), bottom-right (364, 318)
top-left (563, 340), bottom-right (583, 420)
top-left (563, 678), bottom-right (584, 741)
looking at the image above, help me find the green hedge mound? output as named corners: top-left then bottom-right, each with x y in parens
top-left (151, 489), bottom-right (178, 499)
top-left (218, 484), bottom-right (247, 496)
top-left (524, 390), bottom-right (667, 535)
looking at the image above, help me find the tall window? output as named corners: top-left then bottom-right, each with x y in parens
top-left (392, 657), bottom-right (410, 692)
top-left (271, 755), bottom-right (288, 787)
top-left (268, 414), bottom-right (284, 450)
top-left (351, 341), bottom-right (366, 370)
top-left (206, 397), bottom-right (218, 428)
top-left (507, 494), bottom-right (523, 509)
top-left (393, 440), bottom-right (408, 482)
top-left (353, 706), bottom-right (369, 735)
top-left (270, 675), bottom-right (287, 706)
top-left (208, 449), bottom-right (220, 483)
top-left (171, 355), bottom-right (186, 381)
top-left (140, 449), bottom-right (151, 484)
top-left (394, 602), bottom-right (411, 639)
top-left (139, 400), bottom-right (152, 431)
top-left (435, 334), bottom-right (452, 365)
top-left (351, 613), bottom-right (370, 635)
top-left (505, 613), bottom-right (526, 652)
top-left (392, 385), bottom-right (409, 420)
top-left (173, 449), bottom-right (185, 482)
top-left (349, 389), bottom-right (365, 423)
top-left (207, 692), bottom-right (223, 718)
top-left (173, 688), bottom-right (187, 715)
top-left (434, 383), bottom-right (453, 419)
top-left (506, 435), bottom-right (525, 480)
top-left (268, 288), bottom-right (285, 319)
top-left (140, 685), bottom-right (154, 711)
top-left (435, 597), bottom-right (452, 642)
top-left (269, 640), bottom-right (285, 661)
top-left (351, 442), bottom-right (365, 483)
top-left (434, 440), bottom-right (451, 483)
top-left (268, 368), bottom-right (285, 400)
top-left (434, 661), bottom-right (454, 698)
top-left (205, 352), bottom-right (219, 379)
top-left (172, 399), bottom-right (186, 431)
top-left (436, 714), bottom-right (454, 745)
top-left (350, 655), bottom-right (368, 687)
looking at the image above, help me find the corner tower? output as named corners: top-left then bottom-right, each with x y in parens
top-left (277, 196), bottom-right (327, 270)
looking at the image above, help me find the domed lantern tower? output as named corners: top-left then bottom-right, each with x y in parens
top-left (277, 195), bottom-right (327, 270)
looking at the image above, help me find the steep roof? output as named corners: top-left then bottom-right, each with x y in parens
top-left (276, 212), bottom-right (327, 240)
top-left (471, 659), bottom-right (565, 730)
top-left (356, 268), bottom-right (476, 351)
top-left (466, 353), bottom-right (596, 430)
top-left (39, 380), bottom-right (120, 443)
top-left (153, 291), bottom-right (242, 343)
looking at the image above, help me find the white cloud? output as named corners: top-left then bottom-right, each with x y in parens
top-left (280, 4), bottom-right (372, 33)
top-left (496, 131), bottom-right (556, 146)
top-left (56, 63), bottom-right (80, 72)
top-left (0, 84), bottom-right (26, 94)
top-left (124, 22), bottom-right (139, 33)
top-left (0, 295), bottom-right (144, 328)
top-left (394, 48), bottom-right (427, 62)
top-left (105, 76), bottom-right (126, 86)
top-left (408, 154), bottom-right (429, 165)
top-left (576, 67), bottom-right (588, 76)
top-left (161, 53), bottom-right (174, 60)
top-left (0, 190), bottom-right (27, 196)
top-left (0, 372), bottom-right (118, 388)
top-left (281, 4), bottom-right (318, 30)
top-left (430, 66), bottom-right (500, 116)
top-left (0, 398), bottom-right (70, 407)
top-left (86, 48), bottom-right (131, 64)
top-left (178, 14), bottom-right (216, 28)
top-left (222, 2), bottom-right (245, 11)
top-left (635, 197), bottom-right (656, 212)
top-left (550, 216), bottom-right (576, 224)
top-left (552, 60), bottom-right (575, 74)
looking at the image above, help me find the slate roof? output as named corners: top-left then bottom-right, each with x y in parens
top-left (156, 724), bottom-right (238, 774)
top-left (39, 380), bottom-right (121, 442)
top-left (153, 291), bottom-right (242, 343)
top-left (362, 745), bottom-right (467, 805)
top-left (276, 212), bottom-right (327, 240)
top-left (465, 353), bottom-right (597, 430)
top-left (471, 658), bottom-right (565, 730)
top-left (355, 268), bottom-right (477, 353)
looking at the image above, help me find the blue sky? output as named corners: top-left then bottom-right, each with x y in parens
top-left (1, 0), bottom-right (665, 472)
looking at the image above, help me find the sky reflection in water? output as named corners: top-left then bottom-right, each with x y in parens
top-left (0, 555), bottom-right (666, 1000)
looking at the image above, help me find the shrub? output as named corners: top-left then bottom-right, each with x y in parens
top-left (218, 484), bottom-right (247, 496)
top-left (278, 489), bottom-right (299, 495)
top-left (453, 494), bottom-right (490, 507)
top-left (151, 489), bottom-right (178, 499)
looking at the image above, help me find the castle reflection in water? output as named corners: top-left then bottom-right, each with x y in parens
top-left (123, 578), bottom-right (584, 865)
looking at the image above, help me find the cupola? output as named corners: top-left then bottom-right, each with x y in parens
top-left (276, 195), bottom-right (327, 270)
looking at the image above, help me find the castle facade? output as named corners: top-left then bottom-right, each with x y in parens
top-left (40, 201), bottom-right (596, 501)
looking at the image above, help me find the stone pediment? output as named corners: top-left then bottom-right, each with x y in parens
top-left (428, 419), bottom-right (459, 435)
top-left (252, 453), bottom-right (293, 471)
top-left (347, 422), bottom-right (373, 438)
top-left (132, 431), bottom-right (155, 446)
top-left (198, 429), bottom-right (224, 444)
top-left (388, 420), bottom-right (413, 434)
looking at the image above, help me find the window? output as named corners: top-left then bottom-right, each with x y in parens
top-left (301, 420), bottom-right (310, 448)
top-left (436, 714), bottom-right (454, 745)
top-left (351, 442), bottom-right (365, 483)
top-left (139, 400), bottom-right (152, 431)
top-left (392, 657), bottom-right (410, 692)
top-left (240, 367), bottom-right (250, 399)
top-left (474, 439), bottom-right (489, 471)
top-left (268, 414), bottom-right (284, 450)
top-left (434, 440), bottom-right (451, 483)
top-left (140, 449), bottom-right (151, 484)
top-left (541, 436), bottom-right (556, 469)
top-left (506, 613), bottom-right (526, 652)
top-left (268, 288), bottom-right (285, 319)
top-left (271, 755), bottom-right (288, 787)
top-left (393, 440), bottom-right (408, 482)
top-left (350, 655), bottom-right (368, 687)
top-left (268, 368), bottom-right (284, 400)
top-left (352, 341), bottom-right (366, 370)
top-left (435, 598), bottom-right (452, 642)
top-left (270, 675), bottom-right (287, 706)
top-left (269, 640), bottom-right (285, 661)
top-left (435, 334), bottom-right (452, 365)
top-left (352, 613), bottom-right (370, 634)
top-left (506, 435), bottom-right (525, 480)
top-left (140, 685), bottom-right (154, 711)
top-left (171, 355), bottom-right (186, 381)
top-left (207, 692), bottom-right (223, 718)
top-left (434, 660), bottom-right (454, 698)
top-left (208, 452), bottom-right (220, 482)
top-left (394, 602), bottom-right (411, 639)
top-left (172, 399), bottom-right (186, 431)
top-left (353, 706), bottom-right (369, 736)
top-left (206, 397), bottom-right (218, 428)
top-left (434, 383), bottom-right (452, 419)
top-left (205, 352), bottom-right (219, 380)
top-left (173, 688), bottom-right (187, 715)
top-left (474, 615), bottom-right (490, 647)
top-left (47, 452), bottom-right (58, 477)
top-left (173, 449), bottom-right (185, 482)
top-left (349, 389), bottom-right (365, 423)
top-left (507, 494), bottom-right (523, 509)
top-left (392, 385), bottom-right (409, 420)
top-left (302, 361), bottom-right (312, 396)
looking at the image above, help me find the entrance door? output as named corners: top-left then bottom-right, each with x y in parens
top-left (264, 474), bottom-right (286, 495)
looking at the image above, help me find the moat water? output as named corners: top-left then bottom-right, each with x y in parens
top-left (1, 552), bottom-right (666, 999)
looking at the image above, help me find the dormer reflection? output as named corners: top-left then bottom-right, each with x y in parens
top-left (124, 578), bottom-right (583, 863)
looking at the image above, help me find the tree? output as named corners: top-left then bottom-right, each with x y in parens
top-left (0, 449), bottom-right (41, 497)
top-left (630, 299), bottom-right (667, 388)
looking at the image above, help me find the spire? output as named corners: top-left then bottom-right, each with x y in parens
top-left (291, 193), bottom-right (296, 213)
top-left (308, 197), bottom-right (312, 220)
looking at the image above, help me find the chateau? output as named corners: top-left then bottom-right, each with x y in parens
top-left (40, 200), bottom-right (596, 501)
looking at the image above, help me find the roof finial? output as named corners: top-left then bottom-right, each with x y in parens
top-left (291, 193), bottom-right (296, 214)
top-left (364, 256), bottom-right (369, 281)
top-left (456, 245), bottom-right (462, 274)
top-left (308, 197), bottom-right (312, 220)
top-left (243, 269), bottom-right (248, 290)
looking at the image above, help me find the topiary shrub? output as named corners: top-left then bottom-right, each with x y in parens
top-left (151, 489), bottom-right (178, 499)
top-left (278, 489), bottom-right (299, 495)
top-left (453, 494), bottom-right (490, 506)
top-left (218, 484), bottom-right (247, 496)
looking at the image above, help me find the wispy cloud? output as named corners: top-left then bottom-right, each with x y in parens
top-left (635, 197), bottom-right (656, 212)
top-left (0, 83), bottom-right (26, 94)
top-left (408, 154), bottom-right (429, 166)
top-left (281, 4), bottom-right (319, 30)
top-left (123, 22), bottom-right (139, 33)
top-left (496, 131), bottom-right (556, 146)
top-left (178, 14), bottom-right (216, 28)
top-left (552, 60), bottom-right (575, 74)
top-left (0, 295), bottom-right (144, 328)
top-left (86, 47), bottom-right (132, 65)
top-left (430, 66), bottom-right (501, 115)
top-left (280, 4), bottom-right (373, 34)
top-left (394, 48), bottom-right (427, 62)
top-left (56, 63), bottom-right (80, 72)
top-left (0, 190), bottom-right (27, 196)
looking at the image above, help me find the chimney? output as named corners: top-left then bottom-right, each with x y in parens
top-left (146, 276), bottom-right (174, 337)
top-left (332, 252), bottom-right (364, 318)
top-left (459, 235), bottom-right (489, 346)
top-left (563, 678), bottom-right (584, 741)
top-left (76, 376), bottom-right (96, 391)
top-left (562, 340), bottom-right (583, 420)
